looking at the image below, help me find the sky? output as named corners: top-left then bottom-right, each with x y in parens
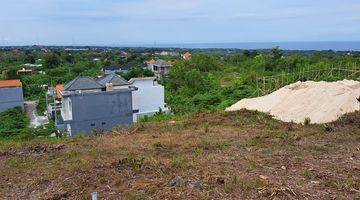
top-left (1, 0), bottom-right (360, 46)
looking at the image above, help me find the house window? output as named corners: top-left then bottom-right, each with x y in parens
top-left (153, 66), bottom-right (158, 71)
top-left (102, 122), bottom-right (106, 125)
top-left (91, 123), bottom-right (95, 127)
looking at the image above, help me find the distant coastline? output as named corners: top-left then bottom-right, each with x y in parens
top-left (127, 41), bottom-right (360, 51)
top-left (2, 41), bottom-right (360, 51)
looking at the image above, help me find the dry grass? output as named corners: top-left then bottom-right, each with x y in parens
top-left (0, 110), bottom-right (359, 200)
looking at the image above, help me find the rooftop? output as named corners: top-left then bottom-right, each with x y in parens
top-left (63, 77), bottom-right (104, 91)
top-left (129, 77), bottom-right (157, 83)
top-left (154, 59), bottom-right (172, 66)
top-left (0, 79), bottom-right (22, 88)
top-left (55, 84), bottom-right (64, 99)
top-left (97, 74), bottom-right (130, 86)
top-left (183, 52), bottom-right (192, 59)
top-left (103, 65), bottom-right (122, 71)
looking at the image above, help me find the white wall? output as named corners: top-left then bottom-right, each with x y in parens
top-left (61, 97), bottom-right (73, 121)
top-left (131, 79), bottom-right (168, 122)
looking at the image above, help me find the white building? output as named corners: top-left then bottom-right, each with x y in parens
top-left (129, 77), bottom-right (169, 122)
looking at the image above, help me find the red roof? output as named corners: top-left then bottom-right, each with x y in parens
top-left (183, 52), bottom-right (191, 59)
top-left (0, 79), bottom-right (22, 88)
top-left (55, 84), bottom-right (64, 100)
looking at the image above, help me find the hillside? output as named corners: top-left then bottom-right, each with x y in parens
top-left (0, 110), bottom-right (359, 199)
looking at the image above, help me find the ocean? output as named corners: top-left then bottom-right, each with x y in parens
top-left (131, 41), bottom-right (360, 51)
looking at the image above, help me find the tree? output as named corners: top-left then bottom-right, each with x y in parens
top-left (44, 53), bottom-right (61, 68)
top-left (24, 52), bottom-right (36, 64)
top-left (270, 46), bottom-right (283, 60)
top-left (184, 69), bottom-right (203, 94)
top-left (190, 54), bottom-right (222, 72)
top-left (64, 54), bottom-right (75, 64)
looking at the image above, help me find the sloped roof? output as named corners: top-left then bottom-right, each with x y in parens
top-left (97, 74), bottom-right (130, 86)
top-left (64, 77), bottom-right (104, 91)
top-left (155, 59), bottom-right (172, 66)
top-left (103, 65), bottom-right (122, 71)
top-left (147, 59), bottom-right (156, 64)
top-left (0, 79), bottom-right (22, 88)
top-left (183, 52), bottom-right (192, 59)
top-left (55, 84), bottom-right (64, 99)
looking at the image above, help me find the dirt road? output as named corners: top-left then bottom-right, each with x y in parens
top-left (24, 101), bottom-right (49, 128)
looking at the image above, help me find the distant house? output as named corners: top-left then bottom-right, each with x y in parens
top-left (55, 84), bottom-right (64, 101)
top-left (58, 76), bottom-right (135, 136)
top-left (129, 77), bottom-right (169, 122)
top-left (155, 51), bottom-right (179, 57)
top-left (97, 73), bottom-right (131, 89)
top-left (45, 84), bottom-right (63, 119)
top-left (102, 63), bottom-right (147, 75)
top-left (22, 63), bottom-right (42, 68)
top-left (17, 68), bottom-right (32, 75)
top-left (102, 65), bottom-right (122, 75)
top-left (146, 59), bottom-right (172, 77)
top-left (0, 79), bottom-right (24, 112)
top-left (182, 52), bottom-right (192, 60)
top-left (120, 51), bottom-right (128, 58)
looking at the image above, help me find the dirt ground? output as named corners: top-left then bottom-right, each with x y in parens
top-left (0, 110), bottom-right (359, 200)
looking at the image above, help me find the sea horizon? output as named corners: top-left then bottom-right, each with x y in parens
top-left (2, 41), bottom-right (360, 51)
top-left (123, 41), bottom-right (360, 51)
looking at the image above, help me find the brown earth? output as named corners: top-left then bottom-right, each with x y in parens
top-left (0, 110), bottom-right (359, 200)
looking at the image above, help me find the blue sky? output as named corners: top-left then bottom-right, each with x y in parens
top-left (1, 0), bottom-right (360, 45)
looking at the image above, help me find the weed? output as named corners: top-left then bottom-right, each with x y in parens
top-left (323, 124), bottom-right (334, 132)
top-left (116, 154), bottom-right (145, 171)
top-left (303, 169), bottom-right (314, 179)
top-left (304, 117), bottom-right (311, 125)
top-left (171, 155), bottom-right (190, 169)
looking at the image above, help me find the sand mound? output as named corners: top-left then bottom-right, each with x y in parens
top-left (226, 80), bottom-right (360, 124)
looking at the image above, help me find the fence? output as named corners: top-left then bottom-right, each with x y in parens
top-left (255, 66), bottom-right (360, 96)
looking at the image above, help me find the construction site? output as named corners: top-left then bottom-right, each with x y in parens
top-left (227, 66), bottom-right (360, 124)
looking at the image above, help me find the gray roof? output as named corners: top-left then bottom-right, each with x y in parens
top-left (64, 76), bottom-right (104, 91)
top-left (155, 59), bottom-right (172, 66)
top-left (97, 74), bottom-right (130, 86)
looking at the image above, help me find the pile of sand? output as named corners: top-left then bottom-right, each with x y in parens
top-left (226, 80), bottom-right (360, 124)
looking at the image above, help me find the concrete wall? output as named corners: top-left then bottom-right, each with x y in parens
top-left (62, 89), bottom-right (133, 136)
top-left (0, 87), bottom-right (24, 112)
top-left (131, 79), bottom-right (168, 122)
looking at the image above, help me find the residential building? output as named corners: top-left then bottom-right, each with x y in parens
top-left (102, 63), bottom-right (147, 75)
top-left (129, 77), bottom-right (169, 122)
top-left (0, 79), bottom-right (24, 112)
top-left (146, 59), bottom-right (172, 77)
top-left (102, 65), bottom-right (122, 75)
top-left (155, 51), bottom-right (179, 57)
top-left (45, 84), bottom-right (63, 119)
top-left (22, 63), bottom-right (42, 68)
top-left (17, 68), bottom-right (32, 75)
top-left (182, 52), bottom-right (192, 60)
top-left (59, 76), bottom-right (134, 136)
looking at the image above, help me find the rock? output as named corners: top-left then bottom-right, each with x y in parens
top-left (311, 180), bottom-right (320, 184)
top-left (281, 166), bottom-right (286, 170)
top-left (259, 175), bottom-right (269, 181)
top-left (216, 177), bottom-right (225, 185)
top-left (169, 177), bottom-right (183, 187)
top-left (188, 180), bottom-right (202, 190)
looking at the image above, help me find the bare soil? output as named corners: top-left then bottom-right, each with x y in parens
top-left (0, 110), bottom-right (359, 199)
